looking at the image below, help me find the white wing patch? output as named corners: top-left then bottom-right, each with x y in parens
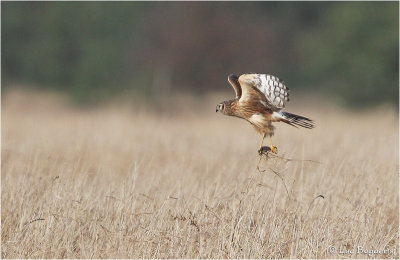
top-left (240, 74), bottom-right (290, 109)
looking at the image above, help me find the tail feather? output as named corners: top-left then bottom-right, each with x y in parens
top-left (280, 112), bottom-right (315, 129)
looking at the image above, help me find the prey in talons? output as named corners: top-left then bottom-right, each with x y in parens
top-left (257, 133), bottom-right (278, 155)
top-left (258, 145), bottom-right (277, 156)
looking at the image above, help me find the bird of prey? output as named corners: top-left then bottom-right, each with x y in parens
top-left (216, 73), bottom-right (314, 154)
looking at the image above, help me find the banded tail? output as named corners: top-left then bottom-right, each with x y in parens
top-left (279, 111), bottom-right (315, 129)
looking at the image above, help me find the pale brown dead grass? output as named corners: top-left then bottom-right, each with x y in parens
top-left (2, 89), bottom-right (399, 258)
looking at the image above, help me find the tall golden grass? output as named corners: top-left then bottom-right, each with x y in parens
top-left (2, 89), bottom-right (399, 258)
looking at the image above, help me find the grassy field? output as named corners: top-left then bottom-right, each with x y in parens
top-left (2, 90), bottom-right (399, 258)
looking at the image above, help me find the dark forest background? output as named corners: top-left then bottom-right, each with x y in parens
top-left (2, 2), bottom-right (398, 107)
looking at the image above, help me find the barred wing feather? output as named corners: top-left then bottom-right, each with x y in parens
top-left (238, 74), bottom-right (290, 110)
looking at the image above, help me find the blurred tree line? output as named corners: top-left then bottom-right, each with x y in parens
top-left (2, 2), bottom-right (398, 107)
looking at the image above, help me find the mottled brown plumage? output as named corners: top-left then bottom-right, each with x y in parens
top-left (216, 73), bottom-right (314, 153)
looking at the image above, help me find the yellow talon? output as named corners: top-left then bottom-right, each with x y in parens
top-left (269, 136), bottom-right (278, 154)
top-left (258, 133), bottom-right (278, 154)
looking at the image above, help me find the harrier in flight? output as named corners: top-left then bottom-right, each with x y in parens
top-left (216, 73), bottom-right (314, 154)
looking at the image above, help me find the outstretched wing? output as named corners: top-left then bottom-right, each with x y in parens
top-left (227, 74), bottom-right (241, 98)
top-left (238, 73), bottom-right (290, 110)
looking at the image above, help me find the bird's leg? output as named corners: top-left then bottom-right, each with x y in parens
top-left (269, 135), bottom-right (278, 154)
top-left (259, 133), bottom-right (266, 150)
top-left (258, 133), bottom-right (266, 154)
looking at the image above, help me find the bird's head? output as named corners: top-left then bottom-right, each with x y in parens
top-left (216, 103), bottom-right (225, 113)
top-left (216, 100), bottom-right (234, 115)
